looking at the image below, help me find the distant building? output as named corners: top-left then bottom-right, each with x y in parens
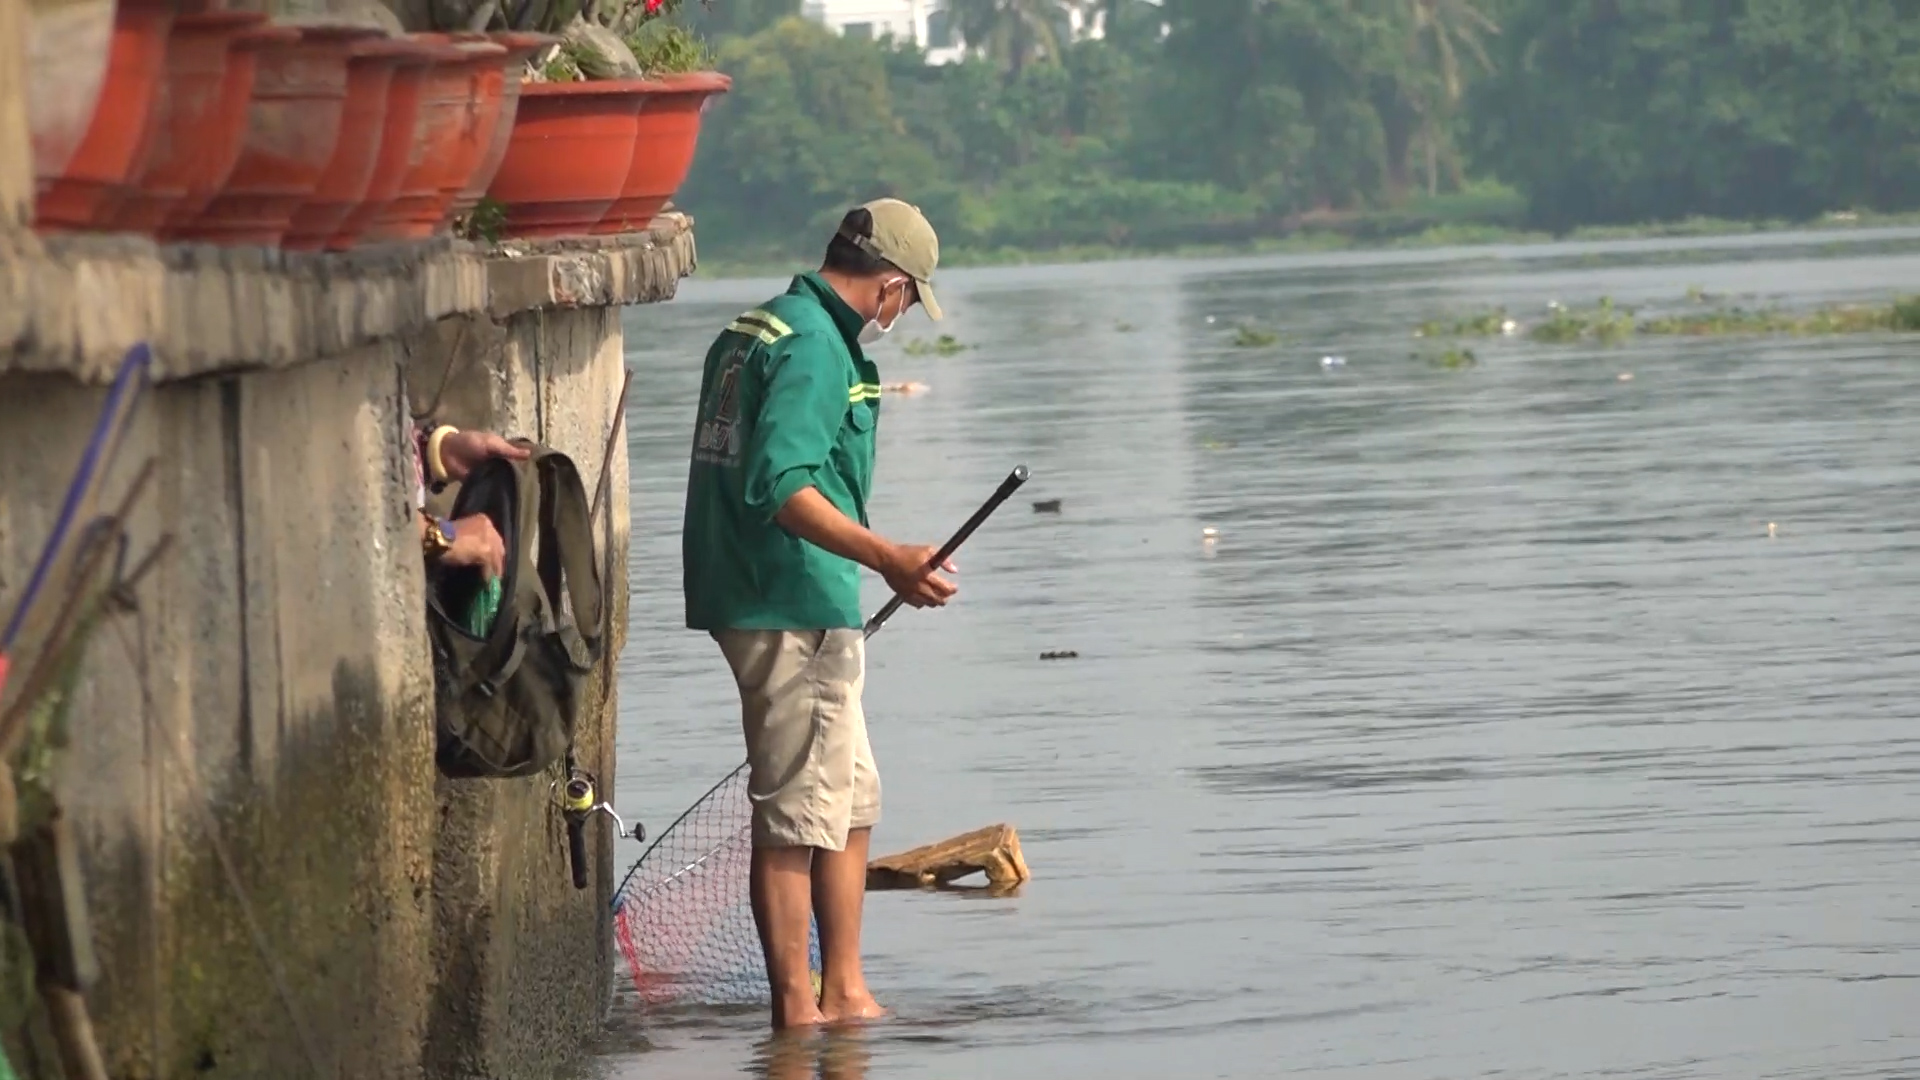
top-left (799, 0), bottom-right (1103, 65)
top-left (801, 0), bottom-right (967, 63)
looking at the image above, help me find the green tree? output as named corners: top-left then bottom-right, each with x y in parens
top-left (682, 18), bottom-right (944, 253)
top-left (1400, 0), bottom-right (1499, 193)
top-left (1467, 0), bottom-right (1920, 229)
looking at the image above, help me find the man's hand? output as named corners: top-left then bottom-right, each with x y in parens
top-left (439, 430), bottom-right (529, 483)
top-left (773, 487), bottom-right (960, 609)
top-left (877, 543), bottom-right (957, 609)
top-left (441, 513), bottom-right (507, 580)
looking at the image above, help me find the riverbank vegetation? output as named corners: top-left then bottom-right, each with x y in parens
top-left (671, 0), bottom-right (1920, 271)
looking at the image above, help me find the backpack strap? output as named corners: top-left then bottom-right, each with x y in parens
top-left (471, 630), bottom-right (528, 699)
top-left (531, 449), bottom-right (605, 668)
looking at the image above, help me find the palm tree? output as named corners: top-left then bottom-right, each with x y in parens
top-left (1406, 0), bottom-right (1498, 193)
top-left (946, 0), bottom-right (1071, 76)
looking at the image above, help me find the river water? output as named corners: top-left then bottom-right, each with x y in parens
top-left (596, 228), bottom-right (1920, 1080)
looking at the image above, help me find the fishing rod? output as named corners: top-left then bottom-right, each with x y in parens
top-left (864, 464), bottom-right (1030, 638)
top-left (600, 464), bottom-right (1033, 900)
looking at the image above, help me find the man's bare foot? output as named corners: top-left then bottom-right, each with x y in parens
top-left (772, 990), bottom-right (829, 1030)
top-left (819, 986), bottom-right (887, 1023)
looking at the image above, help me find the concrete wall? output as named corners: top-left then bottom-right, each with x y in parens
top-left (0, 207), bottom-right (695, 1077)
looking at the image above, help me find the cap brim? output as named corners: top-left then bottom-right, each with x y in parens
top-left (916, 279), bottom-right (942, 321)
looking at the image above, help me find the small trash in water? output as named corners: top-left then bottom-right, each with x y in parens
top-left (883, 381), bottom-right (930, 396)
top-left (1202, 527), bottom-right (1219, 539)
top-left (1767, 521), bottom-right (1778, 538)
top-left (1320, 355), bottom-right (1346, 368)
top-left (1618, 372), bottom-right (1634, 382)
top-left (1501, 318), bottom-right (1520, 336)
top-left (1040, 650), bottom-right (1079, 661)
top-left (1033, 499), bottom-right (1062, 513)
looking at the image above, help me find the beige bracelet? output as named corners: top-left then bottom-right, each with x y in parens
top-left (425, 425), bottom-right (459, 483)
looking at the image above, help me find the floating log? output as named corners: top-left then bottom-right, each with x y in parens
top-left (867, 824), bottom-right (1030, 891)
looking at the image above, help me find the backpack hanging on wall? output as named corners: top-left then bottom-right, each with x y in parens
top-left (426, 441), bottom-right (605, 779)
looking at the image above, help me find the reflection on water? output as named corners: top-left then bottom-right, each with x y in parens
top-left (597, 228), bottom-right (1920, 1079)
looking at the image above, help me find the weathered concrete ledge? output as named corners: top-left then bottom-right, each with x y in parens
top-left (488, 212), bottom-right (699, 318)
top-left (0, 212), bottom-right (695, 384)
top-left (0, 212), bottom-right (683, 1077)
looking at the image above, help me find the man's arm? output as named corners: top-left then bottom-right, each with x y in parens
top-left (746, 340), bottom-right (955, 608)
top-left (775, 488), bottom-right (955, 609)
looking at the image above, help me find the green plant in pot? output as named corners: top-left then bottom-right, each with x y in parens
top-left (470, 0), bottom-right (732, 240)
top-left (440, 0), bottom-right (712, 81)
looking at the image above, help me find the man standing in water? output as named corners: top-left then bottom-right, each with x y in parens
top-left (683, 199), bottom-right (957, 1029)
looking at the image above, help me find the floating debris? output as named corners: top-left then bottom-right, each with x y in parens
top-left (1767, 521), bottom-right (1778, 539)
top-left (1617, 372), bottom-right (1634, 382)
top-left (1032, 499), bottom-right (1062, 514)
top-left (1412, 294), bottom-right (1920, 344)
top-left (1319, 354), bottom-right (1346, 369)
top-left (882, 381), bottom-right (930, 396)
top-left (1230, 325), bottom-right (1279, 348)
top-left (901, 334), bottom-right (968, 357)
top-left (1115, 321), bottom-right (1137, 333)
top-left (1040, 650), bottom-right (1079, 661)
top-left (1415, 309), bottom-right (1510, 338)
top-left (1201, 527), bottom-right (1219, 539)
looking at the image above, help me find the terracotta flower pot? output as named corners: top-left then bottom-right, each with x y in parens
top-left (592, 71), bottom-right (730, 236)
top-left (34, 0), bottom-right (176, 230)
top-left (487, 81), bottom-right (651, 241)
top-left (326, 41), bottom-right (452, 250)
top-left (179, 23), bottom-right (383, 246)
top-left (442, 31), bottom-right (559, 226)
top-left (157, 23), bottom-right (299, 239)
top-left (26, 0), bottom-right (116, 183)
top-left (367, 41), bottom-right (505, 241)
top-left (282, 38), bottom-right (423, 251)
top-left (102, 10), bottom-right (267, 234)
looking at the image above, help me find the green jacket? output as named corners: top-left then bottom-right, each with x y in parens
top-left (683, 273), bottom-right (882, 631)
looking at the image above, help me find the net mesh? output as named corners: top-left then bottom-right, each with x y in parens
top-left (612, 762), bottom-right (820, 1007)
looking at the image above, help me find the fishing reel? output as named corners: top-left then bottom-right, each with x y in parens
top-left (557, 758), bottom-right (643, 891)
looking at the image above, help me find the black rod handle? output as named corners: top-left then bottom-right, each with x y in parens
top-left (568, 819), bottom-right (589, 890)
top-left (864, 465), bottom-right (1030, 639)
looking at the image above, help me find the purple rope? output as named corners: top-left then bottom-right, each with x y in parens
top-left (1, 343), bottom-right (152, 651)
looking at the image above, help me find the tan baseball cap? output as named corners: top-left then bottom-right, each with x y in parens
top-left (840, 197), bottom-right (943, 321)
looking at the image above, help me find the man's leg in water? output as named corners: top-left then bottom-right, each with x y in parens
top-left (719, 628), bottom-right (879, 1028)
top-left (818, 672), bottom-right (883, 1022)
top-left (751, 844), bottom-right (826, 1029)
top-left (815, 826), bottom-right (883, 1021)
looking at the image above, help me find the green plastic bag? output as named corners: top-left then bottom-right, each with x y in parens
top-left (465, 576), bottom-right (502, 638)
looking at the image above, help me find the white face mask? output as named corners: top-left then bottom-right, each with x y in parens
top-left (858, 278), bottom-right (910, 345)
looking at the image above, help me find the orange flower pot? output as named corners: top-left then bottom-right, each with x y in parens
top-left (26, 0), bottom-right (116, 184)
top-left (157, 23), bottom-right (299, 239)
top-left (102, 10), bottom-right (267, 234)
top-left (367, 41), bottom-right (505, 240)
top-left (283, 38), bottom-right (422, 251)
top-left (327, 41), bottom-right (452, 250)
top-left (443, 31), bottom-right (559, 226)
top-left (179, 23), bottom-right (382, 246)
top-left (34, 0), bottom-right (175, 231)
top-left (487, 81), bottom-right (649, 241)
top-left (592, 71), bottom-right (730, 235)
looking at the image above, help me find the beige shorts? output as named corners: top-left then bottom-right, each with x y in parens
top-left (713, 629), bottom-right (880, 851)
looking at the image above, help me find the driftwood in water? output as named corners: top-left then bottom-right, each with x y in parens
top-left (867, 824), bottom-right (1030, 891)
